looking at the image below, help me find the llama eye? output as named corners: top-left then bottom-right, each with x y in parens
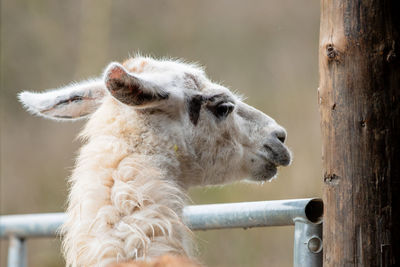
top-left (213, 102), bottom-right (234, 118)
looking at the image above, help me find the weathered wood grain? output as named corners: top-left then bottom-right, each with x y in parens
top-left (319, 0), bottom-right (400, 266)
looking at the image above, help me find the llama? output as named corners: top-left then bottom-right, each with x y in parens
top-left (19, 56), bottom-right (291, 267)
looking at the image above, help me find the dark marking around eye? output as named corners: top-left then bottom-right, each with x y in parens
top-left (188, 95), bottom-right (204, 125)
top-left (206, 94), bottom-right (224, 102)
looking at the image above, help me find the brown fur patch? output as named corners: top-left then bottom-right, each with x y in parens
top-left (136, 61), bottom-right (147, 73)
top-left (107, 254), bottom-right (202, 267)
top-left (122, 60), bottom-right (148, 73)
top-left (122, 58), bottom-right (134, 66)
top-left (140, 61), bottom-right (148, 68)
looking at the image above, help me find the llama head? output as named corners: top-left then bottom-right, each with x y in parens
top-left (19, 56), bottom-right (291, 186)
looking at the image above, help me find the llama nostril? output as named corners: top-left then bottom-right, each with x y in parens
top-left (273, 130), bottom-right (287, 143)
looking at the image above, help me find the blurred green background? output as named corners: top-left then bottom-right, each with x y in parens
top-left (0, 0), bottom-right (321, 266)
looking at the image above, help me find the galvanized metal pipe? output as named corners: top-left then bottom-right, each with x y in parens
top-left (183, 198), bottom-right (323, 230)
top-left (0, 199), bottom-right (322, 238)
top-left (0, 213), bottom-right (66, 238)
top-left (7, 236), bottom-right (26, 267)
top-left (293, 218), bottom-right (323, 267)
top-left (0, 198), bottom-right (323, 267)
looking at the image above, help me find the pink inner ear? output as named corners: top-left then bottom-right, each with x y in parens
top-left (107, 65), bottom-right (127, 82)
top-left (104, 62), bottom-right (169, 107)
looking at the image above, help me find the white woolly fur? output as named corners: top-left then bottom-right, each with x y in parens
top-left (19, 56), bottom-right (292, 267)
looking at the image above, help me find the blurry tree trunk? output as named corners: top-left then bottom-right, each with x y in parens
top-left (319, 0), bottom-right (400, 266)
top-left (75, 0), bottom-right (112, 77)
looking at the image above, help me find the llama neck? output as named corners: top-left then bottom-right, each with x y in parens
top-left (109, 153), bottom-right (189, 258)
top-left (63, 135), bottom-right (190, 267)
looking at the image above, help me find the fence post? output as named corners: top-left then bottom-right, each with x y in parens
top-left (293, 218), bottom-right (322, 267)
top-left (7, 236), bottom-right (27, 267)
top-left (319, 0), bottom-right (400, 265)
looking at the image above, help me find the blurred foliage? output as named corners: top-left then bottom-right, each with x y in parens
top-left (0, 0), bottom-right (321, 266)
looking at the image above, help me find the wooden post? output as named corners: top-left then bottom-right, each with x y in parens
top-left (319, 0), bottom-right (400, 266)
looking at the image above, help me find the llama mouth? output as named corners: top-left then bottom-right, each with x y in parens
top-left (263, 163), bottom-right (278, 178)
top-left (257, 146), bottom-right (291, 166)
top-left (254, 163), bottom-right (277, 181)
top-left (250, 157), bottom-right (278, 181)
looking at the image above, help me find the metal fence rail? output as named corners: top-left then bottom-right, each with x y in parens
top-left (0, 198), bottom-right (323, 267)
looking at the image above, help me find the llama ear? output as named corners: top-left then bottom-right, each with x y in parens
top-left (18, 79), bottom-right (106, 121)
top-left (104, 62), bottom-right (169, 107)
